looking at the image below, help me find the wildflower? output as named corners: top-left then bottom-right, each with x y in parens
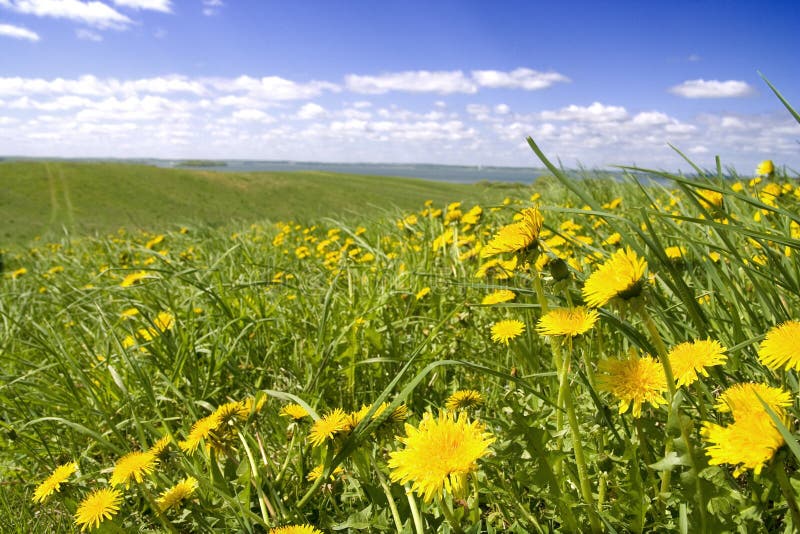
top-left (9, 267), bottom-right (27, 279)
top-left (756, 159), bottom-right (774, 177)
top-left (715, 382), bottom-right (792, 420)
top-left (702, 414), bottom-right (783, 476)
top-left (664, 246), bottom-right (686, 261)
top-left (306, 464), bottom-right (344, 482)
top-left (668, 339), bottom-right (727, 388)
top-left (475, 256), bottom-right (518, 279)
top-left (490, 319), bottom-right (525, 345)
top-left (110, 451), bottom-right (157, 487)
top-left (758, 321), bottom-right (800, 371)
top-left (603, 232), bottom-right (622, 246)
top-left (698, 189), bottom-right (724, 209)
top-left (179, 413), bottom-right (222, 453)
top-left (388, 411), bottom-right (494, 503)
top-left (74, 488), bottom-right (123, 532)
top-left (280, 403), bottom-right (309, 420)
top-left (33, 462), bottom-right (77, 503)
top-left (149, 436), bottom-right (172, 457)
top-left (153, 311), bottom-right (175, 332)
top-left (481, 207), bottom-right (543, 258)
top-left (536, 307), bottom-right (599, 338)
top-left (269, 526), bottom-right (322, 534)
top-left (120, 308), bottom-right (139, 319)
top-left (598, 355), bottom-right (668, 417)
top-left (582, 247), bottom-right (647, 308)
top-left (481, 289), bottom-right (515, 305)
top-left (446, 390), bottom-right (484, 411)
top-left (308, 409), bottom-right (349, 447)
top-left (157, 477), bottom-right (198, 511)
top-left (120, 271), bottom-right (149, 287)
top-left (415, 287), bottom-right (431, 300)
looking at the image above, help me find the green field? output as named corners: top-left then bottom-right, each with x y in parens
top-left (0, 161), bottom-right (520, 245)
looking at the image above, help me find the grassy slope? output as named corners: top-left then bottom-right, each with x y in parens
top-left (1, 161), bottom-right (520, 245)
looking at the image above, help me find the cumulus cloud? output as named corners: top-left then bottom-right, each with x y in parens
top-left (209, 75), bottom-right (340, 100)
top-left (231, 108), bottom-right (274, 123)
top-left (472, 68), bottom-right (570, 90)
top-left (0, 21), bottom-right (38, 40)
top-left (346, 70), bottom-right (477, 95)
top-left (540, 102), bottom-right (628, 122)
top-left (111, 0), bottom-right (171, 11)
top-left (0, 0), bottom-right (133, 29)
top-left (296, 102), bottom-right (326, 120)
top-left (669, 79), bottom-right (755, 98)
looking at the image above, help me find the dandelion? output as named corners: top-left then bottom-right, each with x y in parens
top-left (758, 320), bottom-right (800, 371)
top-left (388, 411), bottom-right (494, 503)
top-left (306, 464), bottom-right (344, 482)
top-left (74, 488), bottom-right (123, 532)
top-left (481, 207), bottom-right (543, 258)
top-left (9, 267), bottom-right (27, 279)
top-left (475, 256), bottom-right (518, 279)
top-left (582, 247), bottom-right (647, 308)
top-left (415, 287), bottom-right (431, 300)
top-left (702, 414), bottom-right (783, 476)
top-left (149, 436), bottom-right (172, 458)
top-left (120, 308), bottom-right (139, 319)
top-left (269, 526), bottom-right (323, 534)
top-left (536, 307), bottom-right (599, 337)
top-left (157, 476), bottom-right (198, 511)
top-left (715, 382), bottom-right (792, 420)
top-left (598, 355), bottom-right (668, 417)
top-left (33, 462), bottom-right (77, 503)
top-left (664, 246), bottom-right (686, 261)
top-left (481, 289), bottom-right (515, 305)
top-left (446, 390), bottom-right (484, 411)
top-left (667, 339), bottom-right (727, 388)
top-left (213, 400), bottom-right (249, 427)
top-left (179, 413), bottom-right (222, 453)
top-left (120, 271), bottom-right (149, 287)
top-left (756, 159), bottom-right (774, 177)
top-left (109, 451), bottom-right (157, 487)
top-left (308, 408), bottom-right (349, 447)
top-left (280, 403), bottom-right (310, 420)
top-left (697, 189), bottom-right (724, 209)
top-left (490, 319), bottom-right (525, 345)
top-left (153, 311), bottom-right (175, 332)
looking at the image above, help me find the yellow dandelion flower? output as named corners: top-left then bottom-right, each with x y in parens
top-left (481, 207), bottom-right (543, 258)
top-left (702, 413), bottom-right (783, 476)
top-left (664, 246), bottom-right (686, 261)
top-left (715, 382), bottom-right (792, 420)
top-left (9, 267), bottom-right (28, 279)
top-left (157, 476), bottom-right (198, 511)
top-left (698, 189), bottom-right (724, 209)
top-left (474, 256), bottom-right (518, 279)
top-left (153, 311), bottom-right (175, 332)
top-left (388, 411), bottom-right (494, 503)
top-left (598, 355), bottom-right (667, 417)
top-left (269, 525), bottom-right (322, 534)
top-left (758, 321), bottom-right (800, 371)
top-left (280, 403), bottom-right (310, 420)
top-left (308, 408), bottom-right (349, 447)
top-left (603, 232), bottom-right (622, 246)
top-left (306, 464), bottom-right (344, 482)
top-left (120, 308), bottom-right (139, 319)
top-left (756, 159), bottom-right (774, 177)
top-left (213, 400), bottom-right (249, 426)
top-left (179, 413), bottom-right (222, 453)
top-left (120, 271), bottom-right (149, 287)
top-left (481, 289), bottom-right (515, 305)
top-left (110, 451), bottom-right (157, 487)
top-left (33, 462), bottom-right (77, 503)
top-left (445, 390), bottom-right (484, 411)
top-left (490, 319), bottom-right (525, 345)
top-left (582, 247), bottom-right (647, 308)
top-left (668, 339), bottom-right (727, 388)
top-left (536, 307), bottom-right (599, 337)
top-left (149, 436), bottom-right (171, 457)
top-left (415, 287), bottom-right (431, 300)
top-left (74, 488), bottom-right (122, 532)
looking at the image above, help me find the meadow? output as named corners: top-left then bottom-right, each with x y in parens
top-left (2, 94), bottom-right (800, 533)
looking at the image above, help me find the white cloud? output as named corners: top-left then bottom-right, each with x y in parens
top-left (0, 0), bottom-right (133, 29)
top-left (472, 68), bottom-right (570, 90)
top-left (210, 75), bottom-right (339, 100)
top-left (202, 0), bottom-right (222, 16)
top-left (540, 102), bottom-right (628, 122)
top-left (76, 28), bottom-right (102, 41)
top-left (495, 104), bottom-right (510, 115)
top-left (346, 70), bottom-right (477, 94)
top-left (296, 102), bottom-right (326, 120)
top-left (689, 145), bottom-right (709, 154)
top-left (111, 0), bottom-right (171, 11)
top-left (0, 21), bottom-right (39, 40)
top-left (231, 108), bottom-right (274, 123)
top-left (631, 111), bottom-right (670, 126)
top-left (669, 79), bottom-right (754, 98)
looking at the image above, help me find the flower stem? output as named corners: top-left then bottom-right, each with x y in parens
top-left (371, 455), bottom-right (403, 532)
top-left (406, 487), bottom-right (425, 534)
top-left (774, 457), bottom-right (800, 530)
top-left (437, 495), bottom-right (464, 534)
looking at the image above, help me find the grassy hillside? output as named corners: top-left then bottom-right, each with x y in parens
top-left (0, 161), bottom-right (519, 245)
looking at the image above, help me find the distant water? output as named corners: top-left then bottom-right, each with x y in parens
top-left (147, 160), bottom-right (543, 184)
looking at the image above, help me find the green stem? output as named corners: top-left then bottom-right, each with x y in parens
top-left (406, 487), bottom-right (425, 534)
top-left (371, 455), bottom-right (403, 532)
top-left (437, 495), bottom-right (464, 534)
top-left (775, 457), bottom-right (800, 530)
top-left (296, 443), bottom-right (331, 509)
top-left (238, 431), bottom-right (275, 524)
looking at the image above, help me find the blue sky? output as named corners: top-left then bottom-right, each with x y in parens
top-left (1, 0), bottom-right (798, 171)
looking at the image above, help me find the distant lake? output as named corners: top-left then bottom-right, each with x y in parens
top-left (149, 160), bottom-right (544, 184)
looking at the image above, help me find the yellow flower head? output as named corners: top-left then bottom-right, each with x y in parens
top-left (598, 355), bottom-right (667, 417)
top-left (756, 159), bottom-right (774, 177)
top-left (664, 246), bottom-right (686, 261)
top-left (697, 189), bottom-right (724, 209)
top-left (475, 256), bottom-right (518, 280)
top-left (388, 411), bottom-right (494, 503)
top-left (33, 462), bottom-right (77, 503)
top-left (308, 408), bottom-right (349, 447)
top-left (149, 436), bottom-right (172, 458)
top-left (110, 451), bottom-right (157, 487)
top-left (120, 307), bottom-right (139, 319)
top-left (157, 476), bottom-right (198, 511)
top-left (269, 526), bottom-right (323, 534)
top-left (481, 289), bottom-right (516, 305)
top-left (153, 311), bottom-right (175, 332)
top-left (74, 488), bottom-right (123, 532)
top-left (280, 403), bottom-right (310, 420)
top-left (9, 267), bottom-right (28, 279)
top-left (582, 247), bottom-right (647, 308)
top-left (415, 287), bottom-right (431, 300)
top-left (445, 390), bottom-right (484, 411)
top-left (668, 339), bottom-right (727, 388)
top-left (120, 270), bottom-right (150, 287)
top-left (490, 319), bottom-right (525, 345)
top-left (481, 207), bottom-right (543, 258)
top-left (758, 320), bottom-right (800, 371)
top-left (536, 307), bottom-right (599, 338)
top-left (715, 382), bottom-right (792, 420)
top-left (702, 413), bottom-right (783, 477)
top-left (306, 464), bottom-right (344, 482)
top-left (179, 413), bottom-right (222, 453)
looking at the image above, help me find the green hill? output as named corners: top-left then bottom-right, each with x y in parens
top-left (0, 161), bottom-right (518, 245)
